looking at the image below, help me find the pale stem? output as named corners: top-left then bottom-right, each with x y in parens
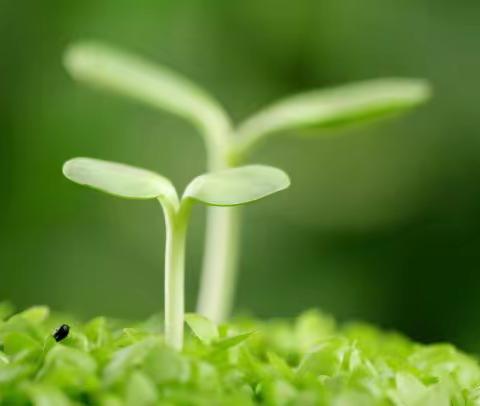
top-left (161, 201), bottom-right (190, 351)
top-left (196, 144), bottom-right (244, 323)
top-left (197, 206), bottom-right (240, 323)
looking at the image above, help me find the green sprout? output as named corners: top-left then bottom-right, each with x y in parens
top-left (63, 157), bottom-right (289, 350)
top-left (64, 42), bottom-right (431, 323)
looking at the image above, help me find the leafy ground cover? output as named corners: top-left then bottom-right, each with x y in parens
top-left (0, 304), bottom-right (479, 406)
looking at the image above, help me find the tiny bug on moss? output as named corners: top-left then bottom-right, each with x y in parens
top-left (53, 324), bottom-right (70, 342)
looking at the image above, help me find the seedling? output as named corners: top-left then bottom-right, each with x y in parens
top-left (64, 42), bottom-right (431, 322)
top-left (62, 158), bottom-right (289, 350)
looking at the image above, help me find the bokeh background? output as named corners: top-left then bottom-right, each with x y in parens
top-left (2, 1), bottom-right (480, 351)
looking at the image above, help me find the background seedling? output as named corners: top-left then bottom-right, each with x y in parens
top-left (64, 42), bottom-right (431, 323)
top-left (63, 158), bottom-right (289, 350)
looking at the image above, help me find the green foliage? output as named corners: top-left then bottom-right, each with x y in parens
top-left (184, 313), bottom-right (219, 344)
top-left (63, 158), bottom-right (289, 210)
top-left (183, 165), bottom-right (290, 207)
top-left (63, 42), bottom-right (231, 147)
top-left (63, 158), bottom-right (178, 205)
top-left (64, 41), bottom-right (431, 160)
top-left (63, 157), bottom-right (289, 350)
top-left (1, 305), bottom-right (479, 405)
top-left (234, 78), bottom-right (431, 154)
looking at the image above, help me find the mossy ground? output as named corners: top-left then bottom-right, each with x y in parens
top-left (0, 304), bottom-right (479, 405)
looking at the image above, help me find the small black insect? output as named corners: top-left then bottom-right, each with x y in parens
top-left (53, 324), bottom-right (70, 342)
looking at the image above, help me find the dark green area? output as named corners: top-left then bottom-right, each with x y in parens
top-left (1, 1), bottom-right (480, 352)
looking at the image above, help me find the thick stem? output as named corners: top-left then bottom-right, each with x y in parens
top-left (162, 202), bottom-right (190, 351)
top-left (196, 145), bottom-right (244, 323)
top-left (197, 206), bottom-right (240, 323)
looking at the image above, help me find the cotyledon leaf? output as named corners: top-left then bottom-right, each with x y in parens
top-left (235, 78), bottom-right (432, 154)
top-left (182, 165), bottom-right (290, 207)
top-left (64, 42), bottom-right (231, 147)
top-left (63, 158), bottom-right (178, 207)
top-left (185, 313), bottom-right (219, 344)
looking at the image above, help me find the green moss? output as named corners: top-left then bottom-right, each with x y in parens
top-left (0, 306), bottom-right (479, 405)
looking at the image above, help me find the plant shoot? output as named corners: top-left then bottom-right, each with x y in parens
top-left (64, 42), bottom-right (431, 323)
top-left (63, 157), bottom-right (289, 350)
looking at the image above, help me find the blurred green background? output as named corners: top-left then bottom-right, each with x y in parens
top-left (2, 0), bottom-right (480, 351)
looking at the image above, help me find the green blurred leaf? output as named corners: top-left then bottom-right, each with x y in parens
top-left (294, 310), bottom-right (336, 352)
top-left (37, 346), bottom-right (98, 391)
top-left (84, 317), bottom-right (110, 349)
top-left (213, 332), bottom-right (253, 352)
top-left (63, 158), bottom-right (178, 205)
top-left (416, 386), bottom-right (450, 406)
top-left (61, 330), bottom-right (89, 352)
top-left (262, 379), bottom-right (297, 406)
top-left (103, 338), bottom-right (157, 386)
top-left (12, 306), bottom-right (49, 324)
top-left (0, 351), bottom-right (8, 366)
top-left (26, 384), bottom-right (73, 406)
top-left (409, 344), bottom-right (480, 388)
top-left (297, 337), bottom-right (349, 377)
top-left (267, 352), bottom-right (295, 381)
top-left (3, 332), bottom-right (41, 357)
top-left (125, 371), bottom-right (158, 406)
top-left (183, 165), bottom-right (290, 207)
top-left (236, 78), bottom-right (431, 154)
top-left (331, 391), bottom-right (373, 406)
top-left (142, 345), bottom-right (189, 384)
top-left (98, 394), bottom-right (123, 406)
top-left (64, 42), bottom-right (231, 147)
top-left (191, 361), bottom-right (219, 391)
top-left (0, 303), bottom-right (15, 321)
top-left (185, 313), bottom-right (219, 344)
top-left (0, 364), bottom-right (33, 385)
top-left (395, 372), bottom-right (428, 405)
top-left (117, 328), bottom-right (151, 347)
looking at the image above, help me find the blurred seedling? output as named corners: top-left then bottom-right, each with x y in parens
top-left (64, 42), bottom-right (431, 323)
top-left (63, 158), bottom-right (289, 350)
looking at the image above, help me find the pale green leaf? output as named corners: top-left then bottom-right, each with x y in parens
top-left (0, 302), bottom-right (15, 320)
top-left (125, 371), bottom-right (158, 406)
top-left (64, 42), bottom-right (231, 147)
top-left (183, 165), bottom-right (290, 207)
top-left (236, 78), bottom-right (431, 154)
top-left (98, 395), bottom-right (123, 406)
top-left (185, 313), bottom-right (219, 344)
top-left (267, 352), bottom-right (295, 381)
top-left (37, 346), bottom-right (98, 391)
top-left (0, 364), bottom-right (33, 385)
top-left (84, 317), bottom-right (110, 349)
top-left (103, 338), bottom-right (157, 386)
top-left (15, 306), bottom-right (49, 324)
top-left (142, 346), bottom-right (190, 384)
top-left (26, 384), bottom-right (73, 406)
top-left (3, 332), bottom-right (41, 357)
top-left (297, 337), bottom-right (349, 377)
top-left (212, 332), bottom-right (254, 352)
top-left (0, 351), bottom-right (9, 365)
top-left (63, 158), bottom-right (178, 206)
top-left (395, 372), bottom-right (428, 405)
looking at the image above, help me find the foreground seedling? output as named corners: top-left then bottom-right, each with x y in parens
top-left (64, 42), bottom-right (431, 322)
top-left (63, 158), bottom-right (289, 349)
